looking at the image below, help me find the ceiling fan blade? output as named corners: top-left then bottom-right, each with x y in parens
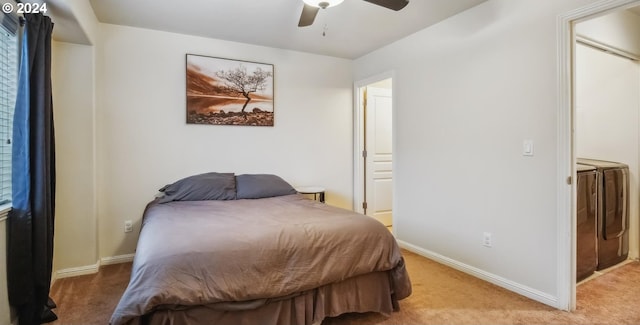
top-left (298, 4), bottom-right (320, 27)
top-left (363, 0), bottom-right (409, 11)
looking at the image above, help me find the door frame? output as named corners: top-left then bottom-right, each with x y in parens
top-left (353, 71), bottom-right (395, 216)
top-left (557, 0), bottom-right (640, 311)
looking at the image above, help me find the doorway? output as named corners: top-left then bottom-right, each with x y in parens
top-left (575, 27), bottom-right (640, 267)
top-left (558, 0), bottom-right (640, 311)
top-left (354, 73), bottom-right (394, 228)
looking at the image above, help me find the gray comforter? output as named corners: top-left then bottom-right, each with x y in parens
top-left (110, 194), bottom-right (411, 325)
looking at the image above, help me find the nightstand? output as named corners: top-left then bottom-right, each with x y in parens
top-left (295, 186), bottom-right (325, 203)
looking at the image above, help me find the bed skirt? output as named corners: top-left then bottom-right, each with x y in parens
top-left (139, 270), bottom-right (397, 325)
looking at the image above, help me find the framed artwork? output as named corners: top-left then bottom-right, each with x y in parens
top-left (186, 54), bottom-right (274, 126)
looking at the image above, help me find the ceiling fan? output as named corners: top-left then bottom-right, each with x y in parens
top-left (298, 0), bottom-right (409, 27)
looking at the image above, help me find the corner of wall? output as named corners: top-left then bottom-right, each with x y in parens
top-left (51, 41), bottom-right (99, 274)
top-left (65, 0), bottom-right (100, 45)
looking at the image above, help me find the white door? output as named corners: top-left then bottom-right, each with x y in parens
top-left (365, 86), bottom-right (393, 226)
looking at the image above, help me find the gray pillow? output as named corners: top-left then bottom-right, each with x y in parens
top-left (235, 174), bottom-right (297, 199)
top-left (157, 172), bottom-right (236, 203)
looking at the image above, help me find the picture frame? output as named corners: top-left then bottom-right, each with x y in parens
top-left (186, 54), bottom-right (274, 126)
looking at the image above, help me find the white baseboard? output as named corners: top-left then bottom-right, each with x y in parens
top-left (101, 253), bottom-right (135, 266)
top-left (55, 261), bottom-right (100, 279)
top-left (54, 253), bottom-right (135, 280)
top-left (397, 240), bottom-right (560, 309)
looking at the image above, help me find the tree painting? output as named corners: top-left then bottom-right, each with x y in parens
top-left (186, 55), bottom-right (274, 126)
top-left (216, 66), bottom-right (272, 114)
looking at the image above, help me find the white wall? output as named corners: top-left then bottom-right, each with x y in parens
top-left (52, 41), bottom-right (98, 271)
top-left (575, 43), bottom-right (640, 258)
top-left (95, 24), bottom-right (354, 258)
top-left (354, 0), bottom-right (602, 306)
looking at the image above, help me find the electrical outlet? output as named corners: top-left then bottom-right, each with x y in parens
top-left (483, 232), bottom-right (492, 247)
top-left (124, 220), bottom-right (133, 233)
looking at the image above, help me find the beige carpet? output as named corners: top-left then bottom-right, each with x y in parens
top-left (50, 263), bottom-right (131, 325)
top-left (49, 250), bottom-right (640, 325)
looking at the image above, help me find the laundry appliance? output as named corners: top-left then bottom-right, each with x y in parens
top-left (576, 164), bottom-right (597, 282)
top-left (577, 158), bottom-right (629, 270)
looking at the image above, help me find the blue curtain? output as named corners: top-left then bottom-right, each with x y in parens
top-left (7, 13), bottom-right (56, 325)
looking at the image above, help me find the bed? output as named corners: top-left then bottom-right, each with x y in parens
top-left (110, 173), bottom-right (411, 325)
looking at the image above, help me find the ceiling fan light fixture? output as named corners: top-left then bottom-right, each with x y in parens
top-left (303, 0), bottom-right (344, 9)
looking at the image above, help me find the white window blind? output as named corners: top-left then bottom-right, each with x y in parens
top-left (0, 12), bottom-right (18, 206)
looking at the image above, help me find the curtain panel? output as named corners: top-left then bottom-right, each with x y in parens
top-left (7, 13), bottom-right (56, 325)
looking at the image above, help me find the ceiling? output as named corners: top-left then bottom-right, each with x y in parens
top-left (87, 0), bottom-right (488, 59)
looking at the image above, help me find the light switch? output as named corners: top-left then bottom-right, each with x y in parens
top-left (523, 140), bottom-right (534, 156)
